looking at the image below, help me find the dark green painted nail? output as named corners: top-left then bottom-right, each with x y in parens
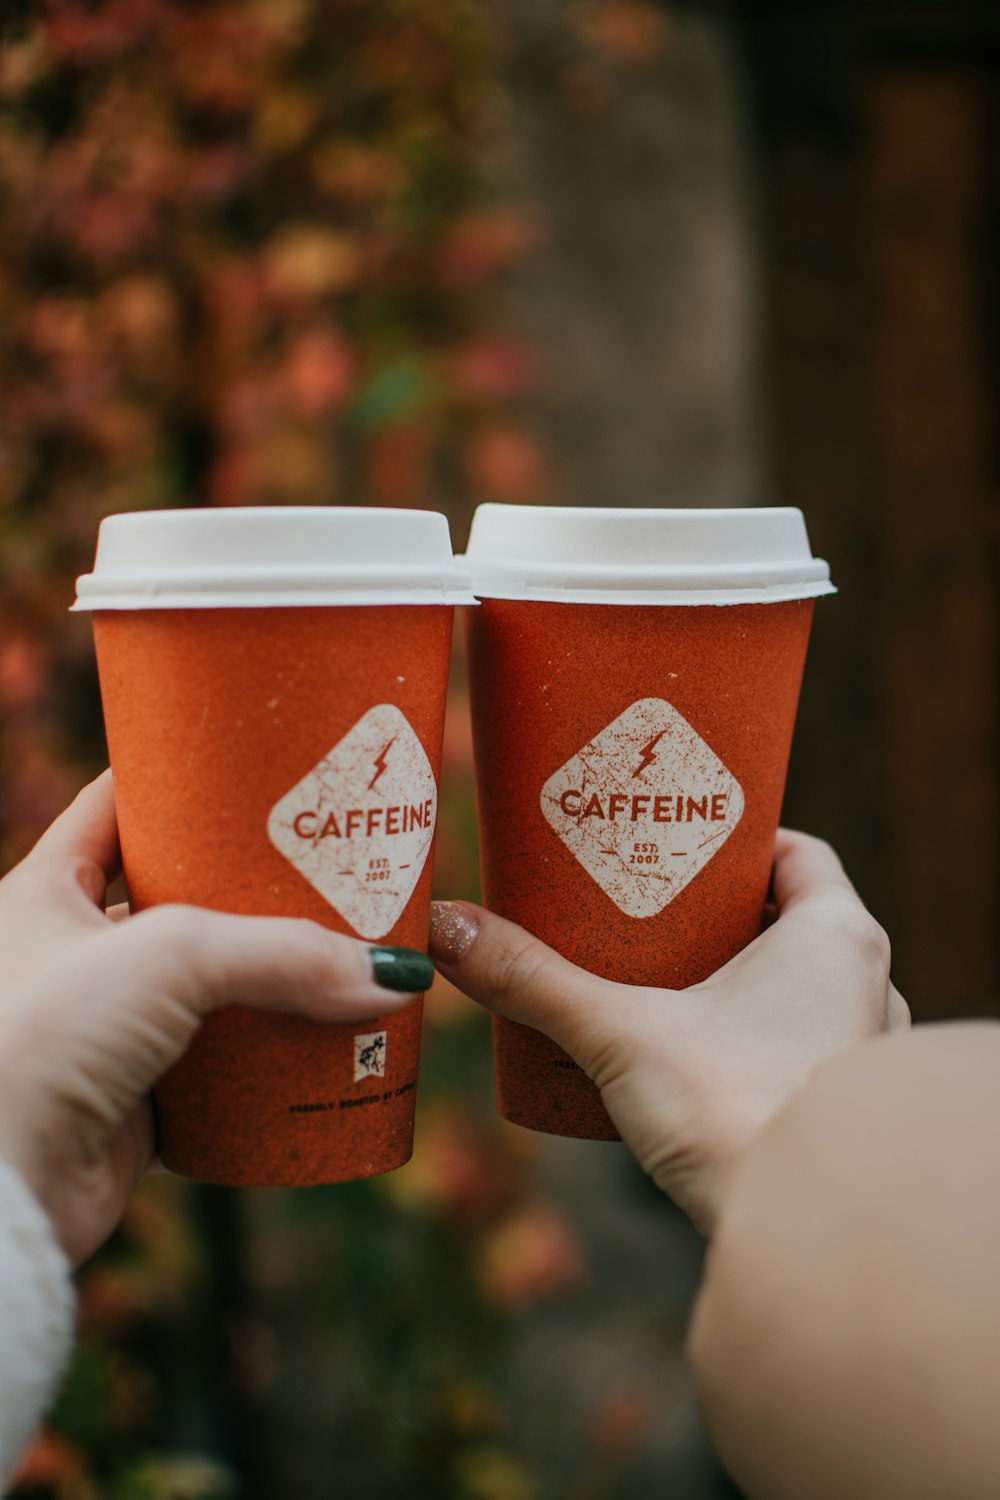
top-left (369, 946), bottom-right (434, 994)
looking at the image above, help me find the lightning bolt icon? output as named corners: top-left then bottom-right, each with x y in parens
top-left (632, 729), bottom-right (666, 779)
top-left (367, 737), bottom-right (397, 791)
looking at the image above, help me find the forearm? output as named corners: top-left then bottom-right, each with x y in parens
top-left (688, 1023), bottom-right (1000, 1500)
top-left (0, 1158), bottom-right (74, 1485)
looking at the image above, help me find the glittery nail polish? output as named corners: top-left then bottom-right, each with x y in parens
top-left (429, 902), bottom-right (481, 961)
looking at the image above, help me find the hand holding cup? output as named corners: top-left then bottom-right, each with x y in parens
top-left (0, 773), bottom-right (430, 1265)
top-left (74, 507), bottom-right (473, 1188)
top-left (462, 505), bottom-right (836, 1139)
top-left (430, 830), bottom-right (908, 1235)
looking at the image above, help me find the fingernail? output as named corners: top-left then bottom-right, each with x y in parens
top-left (429, 901), bottom-right (480, 962)
top-left (368, 946), bottom-right (435, 993)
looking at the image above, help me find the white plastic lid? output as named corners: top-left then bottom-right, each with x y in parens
top-left (462, 505), bottom-right (834, 605)
top-left (73, 507), bottom-right (476, 609)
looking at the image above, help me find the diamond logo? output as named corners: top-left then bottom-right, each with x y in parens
top-left (268, 704), bottom-right (437, 941)
top-left (540, 697), bottom-right (744, 919)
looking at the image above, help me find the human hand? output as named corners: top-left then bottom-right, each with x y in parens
top-left (0, 772), bottom-right (432, 1267)
top-left (429, 831), bottom-right (908, 1236)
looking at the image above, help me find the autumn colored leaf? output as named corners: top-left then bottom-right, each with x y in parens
top-left (448, 335), bottom-right (543, 402)
top-left (310, 141), bottom-right (406, 205)
top-left (437, 208), bottom-right (544, 288)
top-left (590, 1383), bottom-right (657, 1455)
top-left (478, 1201), bottom-right (586, 1308)
top-left (263, 224), bottom-right (367, 300)
top-left (464, 424), bottom-right (552, 502)
top-left (8, 1428), bottom-right (90, 1497)
top-left (366, 421), bottom-right (433, 504)
top-left (451, 1446), bottom-right (540, 1500)
top-left (576, 0), bottom-right (672, 65)
top-left (391, 1106), bottom-right (527, 1225)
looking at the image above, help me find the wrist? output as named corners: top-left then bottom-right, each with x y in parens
top-left (652, 1079), bottom-right (793, 1240)
top-left (0, 1128), bottom-right (40, 1216)
top-left (0, 1101), bottom-right (66, 1254)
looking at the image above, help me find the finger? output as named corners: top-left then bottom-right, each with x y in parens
top-left (122, 1100), bottom-right (155, 1177)
top-left (91, 1103), bottom-right (154, 1207)
top-left (887, 984), bottom-right (910, 1030)
top-left (428, 901), bottom-right (610, 1059)
top-left (105, 902), bottom-right (130, 924)
top-left (772, 829), bottom-right (857, 914)
top-left (19, 771), bottom-right (122, 901)
top-left (118, 906), bottom-right (434, 1019)
top-left (8, 913), bottom-right (435, 1140)
top-left (52, 1102), bottom-right (155, 1268)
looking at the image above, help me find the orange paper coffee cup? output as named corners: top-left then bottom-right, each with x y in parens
top-left (463, 506), bottom-right (834, 1141)
top-left (74, 507), bottom-right (474, 1187)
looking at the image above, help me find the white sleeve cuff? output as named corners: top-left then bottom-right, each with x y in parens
top-left (0, 1159), bottom-right (75, 1484)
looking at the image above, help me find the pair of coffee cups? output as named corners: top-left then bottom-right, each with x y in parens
top-left (73, 504), bottom-right (833, 1187)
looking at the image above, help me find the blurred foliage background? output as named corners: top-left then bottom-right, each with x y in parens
top-left (0, 3), bottom-right (715, 1497)
top-left (2, 0), bottom-right (999, 1497)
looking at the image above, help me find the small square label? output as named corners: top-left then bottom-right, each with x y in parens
top-left (354, 1030), bottom-right (387, 1082)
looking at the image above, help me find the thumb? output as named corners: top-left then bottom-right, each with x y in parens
top-left (429, 902), bottom-right (722, 1227)
top-left (428, 901), bottom-right (618, 1067)
top-left (429, 901), bottom-right (701, 1202)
